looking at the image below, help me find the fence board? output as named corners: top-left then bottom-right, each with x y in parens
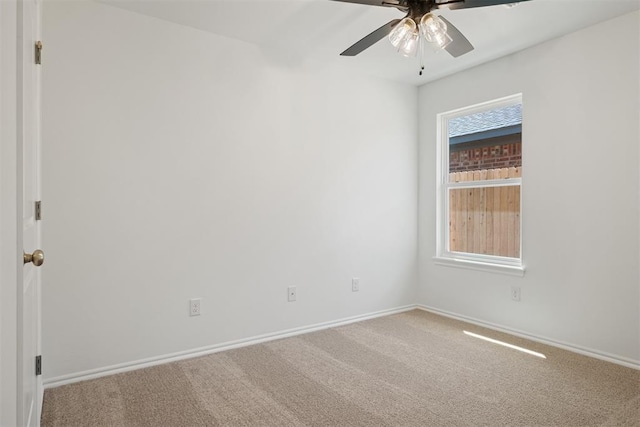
top-left (484, 187), bottom-right (496, 254)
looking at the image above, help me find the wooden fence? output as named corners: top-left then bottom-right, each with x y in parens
top-left (449, 167), bottom-right (521, 258)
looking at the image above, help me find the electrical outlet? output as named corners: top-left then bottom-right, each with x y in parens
top-left (189, 298), bottom-right (201, 316)
top-left (511, 286), bottom-right (521, 302)
top-left (352, 278), bottom-right (360, 292)
top-left (287, 286), bottom-right (297, 302)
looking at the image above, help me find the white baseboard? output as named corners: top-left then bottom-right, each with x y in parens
top-left (45, 303), bottom-right (639, 388)
top-left (417, 305), bottom-right (640, 370)
top-left (44, 305), bottom-right (418, 389)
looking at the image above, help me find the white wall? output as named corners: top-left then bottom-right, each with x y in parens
top-left (418, 11), bottom-right (640, 364)
top-left (42, 1), bottom-right (418, 381)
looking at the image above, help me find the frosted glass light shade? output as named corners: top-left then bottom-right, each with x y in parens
top-left (431, 31), bottom-right (452, 49)
top-left (388, 18), bottom-right (419, 57)
top-left (419, 14), bottom-right (452, 49)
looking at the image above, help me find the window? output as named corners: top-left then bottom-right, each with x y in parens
top-left (435, 94), bottom-right (524, 276)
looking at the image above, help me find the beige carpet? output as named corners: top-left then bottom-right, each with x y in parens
top-left (41, 310), bottom-right (640, 426)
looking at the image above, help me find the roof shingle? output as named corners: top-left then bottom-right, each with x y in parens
top-left (449, 104), bottom-right (522, 138)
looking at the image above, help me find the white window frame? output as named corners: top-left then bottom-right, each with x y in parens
top-left (434, 94), bottom-right (525, 276)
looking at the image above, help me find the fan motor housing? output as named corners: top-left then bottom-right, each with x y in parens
top-left (402, 0), bottom-right (440, 19)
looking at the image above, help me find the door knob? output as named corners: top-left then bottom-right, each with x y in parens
top-left (24, 249), bottom-right (45, 266)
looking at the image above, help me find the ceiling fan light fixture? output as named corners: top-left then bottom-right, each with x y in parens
top-left (398, 33), bottom-right (419, 57)
top-left (389, 17), bottom-right (419, 57)
top-left (431, 31), bottom-right (453, 50)
top-left (419, 13), bottom-right (451, 49)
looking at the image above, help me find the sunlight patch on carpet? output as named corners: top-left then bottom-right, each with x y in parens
top-left (463, 330), bottom-right (547, 359)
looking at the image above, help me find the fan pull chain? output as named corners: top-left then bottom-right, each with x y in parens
top-left (419, 37), bottom-right (425, 76)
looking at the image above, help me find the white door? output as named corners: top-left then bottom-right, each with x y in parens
top-left (17, 0), bottom-right (43, 425)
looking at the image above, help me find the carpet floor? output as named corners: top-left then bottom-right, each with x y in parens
top-left (41, 310), bottom-right (639, 426)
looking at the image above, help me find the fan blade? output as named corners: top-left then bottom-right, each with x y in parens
top-left (331, 0), bottom-right (404, 7)
top-left (436, 0), bottom-right (529, 11)
top-left (340, 19), bottom-right (401, 56)
top-left (440, 17), bottom-right (474, 58)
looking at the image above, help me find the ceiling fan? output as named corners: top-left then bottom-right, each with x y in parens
top-left (332, 0), bottom-right (529, 61)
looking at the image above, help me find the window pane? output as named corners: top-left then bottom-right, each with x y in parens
top-left (449, 185), bottom-right (520, 258)
top-left (448, 104), bottom-right (522, 181)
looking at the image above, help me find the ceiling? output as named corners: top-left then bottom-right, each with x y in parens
top-left (99, 0), bottom-right (640, 86)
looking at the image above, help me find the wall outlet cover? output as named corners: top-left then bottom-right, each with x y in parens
top-left (287, 286), bottom-right (297, 302)
top-left (511, 286), bottom-right (521, 302)
top-left (190, 298), bottom-right (201, 316)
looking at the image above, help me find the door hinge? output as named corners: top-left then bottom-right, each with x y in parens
top-left (35, 41), bottom-right (42, 65)
top-left (35, 201), bottom-right (42, 221)
top-left (35, 355), bottom-right (42, 376)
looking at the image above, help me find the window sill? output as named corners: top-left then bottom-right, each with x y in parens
top-left (433, 256), bottom-right (525, 277)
